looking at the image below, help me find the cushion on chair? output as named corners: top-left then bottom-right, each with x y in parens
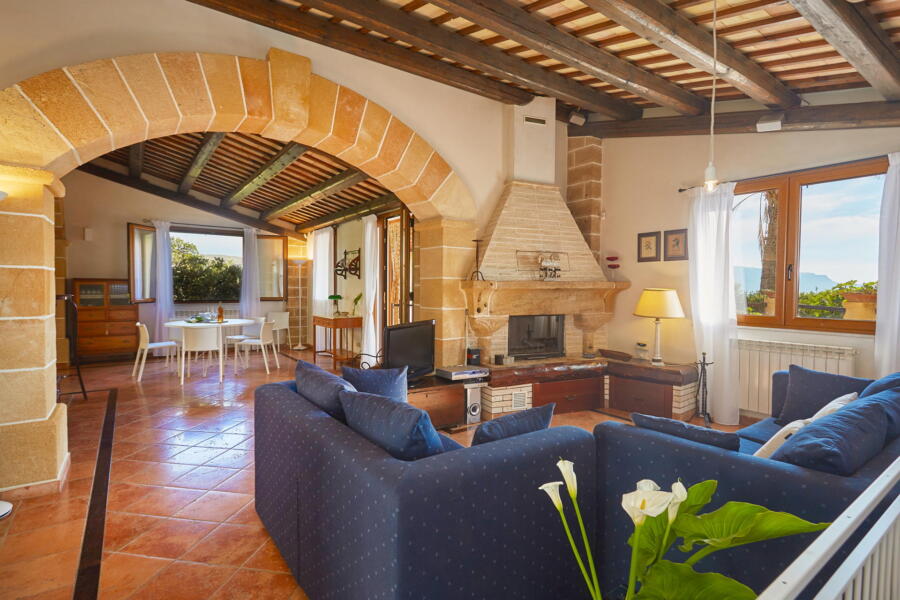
top-left (855, 388), bottom-right (900, 440)
top-left (776, 365), bottom-right (871, 425)
top-left (471, 404), bottom-right (555, 445)
top-left (295, 362), bottom-right (355, 421)
top-left (631, 413), bottom-right (741, 451)
top-left (736, 417), bottom-right (783, 444)
top-left (771, 402), bottom-right (888, 476)
top-left (860, 372), bottom-right (900, 398)
top-left (339, 390), bottom-right (444, 461)
top-left (341, 365), bottom-right (408, 402)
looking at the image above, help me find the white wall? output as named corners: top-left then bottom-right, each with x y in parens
top-left (334, 219), bottom-right (365, 318)
top-left (601, 128), bottom-right (900, 378)
top-left (1, 0), bottom-right (509, 231)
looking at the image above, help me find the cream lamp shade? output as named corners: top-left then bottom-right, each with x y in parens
top-left (633, 288), bottom-right (685, 319)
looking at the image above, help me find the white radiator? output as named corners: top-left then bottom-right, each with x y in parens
top-left (737, 339), bottom-right (858, 416)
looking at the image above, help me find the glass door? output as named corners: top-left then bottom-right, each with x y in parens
top-left (381, 209), bottom-right (413, 327)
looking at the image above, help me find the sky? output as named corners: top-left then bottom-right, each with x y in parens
top-left (171, 232), bottom-right (243, 258)
top-left (733, 172), bottom-right (884, 285)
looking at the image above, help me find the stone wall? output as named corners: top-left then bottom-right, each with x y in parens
top-left (566, 136), bottom-right (603, 262)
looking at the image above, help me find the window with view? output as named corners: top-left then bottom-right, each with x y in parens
top-left (170, 231), bottom-right (243, 303)
top-left (733, 158), bottom-right (886, 334)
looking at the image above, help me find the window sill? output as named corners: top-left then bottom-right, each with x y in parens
top-left (737, 324), bottom-right (875, 339)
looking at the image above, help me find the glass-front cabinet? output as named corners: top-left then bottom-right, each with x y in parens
top-left (72, 279), bottom-right (139, 361)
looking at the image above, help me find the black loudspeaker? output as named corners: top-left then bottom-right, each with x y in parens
top-left (466, 348), bottom-right (481, 366)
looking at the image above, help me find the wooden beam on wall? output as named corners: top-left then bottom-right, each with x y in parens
top-left (569, 101), bottom-right (900, 137)
top-left (296, 195), bottom-right (400, 233)
top-left (186, 0), bottom-right (534, 106)
top-left (788, 0), bottom-right (900, 100)
top-left (261, 169), bottom-right (369, 221)
top-left (78, 162), bottom-right (306, 240)
top-left (580, 0), bottom-right (800, 109)
top-left (221, 142), bottom-right (309, 207)
top-left (128, 143), bottom-right (144, 178)
top-left (428, 0), bottom-right (707, 115)
top-left (179, 132), bottom-right (225, 193)
top-left (300, 0), bottom-right (639, 120)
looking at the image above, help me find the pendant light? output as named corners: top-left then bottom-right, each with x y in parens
top-left (704, 0), bottom-right (720, 192)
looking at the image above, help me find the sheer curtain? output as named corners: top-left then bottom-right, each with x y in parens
top-left (151, 220), bottom-right (174, 354)
top-left (240, 228), bottom-right (261, 319)
top-left (360, 215), bottom-right (380, 365)
top-left (875, 152), bottom-right (900, 376)
top-left (310, 227), bottom-right (334, 349)
top-left (689, 182), bottom-right (740, 425)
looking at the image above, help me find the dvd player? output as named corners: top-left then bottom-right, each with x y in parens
top-left (435, 365), bottom-right (490, 381)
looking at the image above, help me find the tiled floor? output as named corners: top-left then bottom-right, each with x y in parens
top-left (0, 351), bottom-right (733, 600)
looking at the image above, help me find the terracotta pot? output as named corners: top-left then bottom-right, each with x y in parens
top-left (842, 293), bottom-right (877, 321)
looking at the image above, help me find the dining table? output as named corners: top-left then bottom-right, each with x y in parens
top-left (163, 318), bottom-right (255, 382)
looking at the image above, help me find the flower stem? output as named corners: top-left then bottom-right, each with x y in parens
top-left (656, 520), bottom-right (673, 564)
top-left (557, 506), bottom-right (597, 600)
top-left (625, 523), bottom-right (643, 600)
top-left (572, 497), bottom-right (602, 600)
top-left (685, 545), bottom-right (717, 567)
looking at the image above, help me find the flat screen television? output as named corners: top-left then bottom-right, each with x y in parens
top-left (383, 319), bottom-right (435, 382)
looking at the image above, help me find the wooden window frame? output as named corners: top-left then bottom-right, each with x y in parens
top-left (258, 234), bottom-right (288, 302)
top-left (127, 222), bottom-right (156, 304)
top-left (735, 157), bottom-right (887, 335)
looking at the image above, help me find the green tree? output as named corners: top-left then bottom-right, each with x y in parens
top-left (171, 237), bottom-right (242, 302)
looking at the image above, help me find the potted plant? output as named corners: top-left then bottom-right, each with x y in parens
top-left (838, 281), bottom-right (877, 321)
top-left (352, 292), bottom-right (363, 316)
top-left (328, 293), bottom-right (343, 316)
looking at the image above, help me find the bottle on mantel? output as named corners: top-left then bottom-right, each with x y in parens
top-left (217, 302), bottom-right (224, 323)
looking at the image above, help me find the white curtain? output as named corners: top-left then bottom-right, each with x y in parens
top-left (875, 152), bottom-right (900, 376)
top-left (240, 228), bottom-right (261, 319)
top-left (361, 215), bottom-right (380, 364)
top-left (151, 220), bottom-right (174, 354)
top-left (689, 182), bottom-right (740, 425)
top-left (310, 227), bottom-right (334, 349)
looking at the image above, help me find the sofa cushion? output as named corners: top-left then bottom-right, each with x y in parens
top-left (296, 362), bottom-right (355, 421)
top-left (736, 417), bottom-right (782, 444)
top-left (771, 402), bottom-right (888, 476)
top-left (753, 418), bottom-right (809, 459)
top-left (339, 390), bottom-right (443, 461)
top-left (438, 433), bottom-right (464, 452)
top-left (811, 392), bottom-right (858, 420)
top-left (341, 365), bottom-right (408, 402)
top-left (632, 413), bottom-right (741, 451)
top-left (860, 372), bottom-right (900, 398)
top-left (856, 388), bottom-right (900, 440)
top-left (776, 365), bottom-right (871, 425)
top-left (738, 437), bottom-right (763, 455)
top-left (472, 404), bottom-right (555, 445)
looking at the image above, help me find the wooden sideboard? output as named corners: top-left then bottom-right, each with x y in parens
top-left (407, 376), bottom-right (466, 429)
top-left (72, 278), bottom-right (139, 362)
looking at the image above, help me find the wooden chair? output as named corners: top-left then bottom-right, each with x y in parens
top-left (132, 322), bottom-right (178, 382)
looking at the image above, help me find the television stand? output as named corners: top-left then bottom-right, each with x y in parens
top-left (406, 375), bottom-right (465, 429)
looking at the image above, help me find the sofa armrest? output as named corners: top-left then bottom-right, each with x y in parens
top-left (771, 369), bottom-right (789, 418)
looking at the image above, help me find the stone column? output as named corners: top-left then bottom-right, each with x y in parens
top-left (566, 136), bottom-right (603, 262)
top-left (414, 218), bottom-right (475, 367)
top-left (54, 196), bottom-right (69, 365)
top-left (286, 237), bottom-right (309, 348)
top-left (468, 315), bottom-right (508, 363)
top-left (0, 165), bottom-right (69, 492)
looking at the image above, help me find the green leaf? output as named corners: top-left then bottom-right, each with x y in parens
top-left (675, 501), bottom-right (829, 554)
top-left (635, 560), bottom-right (756, 600)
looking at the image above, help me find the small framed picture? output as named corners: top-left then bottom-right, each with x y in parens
top-left (637, 231), bottom-right (661, 262)
top-left (664, 229), bottom-right (689, 261)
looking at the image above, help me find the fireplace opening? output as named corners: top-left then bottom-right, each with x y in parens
top-left (508, 315), bottom-right (565, 359)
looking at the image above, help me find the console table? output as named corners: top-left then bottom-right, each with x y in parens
top-left (313, 315), bottom-right (362, 365)
top-left (407, 376), bottom-right (466, 429)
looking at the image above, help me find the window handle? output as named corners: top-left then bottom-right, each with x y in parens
top-left (787, 264), bottom-right (793, 281)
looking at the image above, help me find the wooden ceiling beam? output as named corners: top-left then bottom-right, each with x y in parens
top-left (428, 0), bottom-right (707, 115)
top-left (78, 162), bottom-right (306, 240)
top-left (299, 0), bottom-right (639, 119)
top-left (221, 142), bottom-right (309, 208)
top-left (178, 132), bottom-right (225, 193)
top-left (787, 0), bottom-right (900, 100)
top-left (262, 169), bottom-right (369, 222)
top-left (128, 142), bottom-right (144, 178)
top-left (186, 0), bottom-right (533, 106)
top-left (580, 0), bottom-right (800, 109)
top-left (296, 194), bottom-right (400, 233)
top-left (569, 100), bottom-right (900, 138)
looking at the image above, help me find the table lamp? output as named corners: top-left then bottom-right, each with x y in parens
top-left (633, 288), bottom-right (684, 367)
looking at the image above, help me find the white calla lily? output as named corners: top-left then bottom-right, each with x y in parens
top-left (668, 481), bottom-right (688, 522)
top-left (557, 459), bottom-right (578, 499)
top-left (621, 488), bottom-right (673, 525)
top-left (539, 481), bottom-right (565, 510)
top-left (636, 479), bottom-right (660, 491)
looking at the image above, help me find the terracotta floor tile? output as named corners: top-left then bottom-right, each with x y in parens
top-left (129, 561), bottom-right (236, 600)
top-left (164, 430), bottom-right (218, 446)
top-left (125, 461), bottom-right (196, 486)
top-left (165, 446), bottom-right (228, 466)
top-left (110, 441), bottom-right (147, 459)
top-left (188, 420), bottom-right (246, 434)
top-left (244, 539), bottom-right (291, 573)
top-left (103, 512), bottom-right (165, 551)
top-left (121, 517), bottom-right (216, 558)
top-left (175, 490), bottom-right (253, 522)
top-left (0, 518), bottom-right (85, 564)
top-left (170, 466), bottom-right (240, 490)
top-left (215, 469), bottom-right (254, 494)
top-left (106, 482), bottom-right (154, 512)
top-left (109, 460), bottom-right (155, 482)
top-left (122, 486), bottom-right (205, 517)
top-left (98, 552), bottom-right (172, 599)
top-left (210, 569), bottom-right (301, 600)
top-left (194, 433), bottom-right (251, 449)
top-left (126, 443), bottom-right (190, 462)
top-left (222, 422), bottom-right (253, 435)
top-left (230, 438), bottom-right (255, 451)
top-left (17, 584), bottom-right (75, 599)
top-left (0, 549), bottom-right (80, 598)
top-left (205, 448), bottom-right (254, 469)
top-left (122, 427), bottom-right (184, 444)
top-left (182, 523), bottom-right (268, 566)
top-left (67, 458), bottom-right (97, 480)
top-left (226, 501), bottom-right (262, 526)
top-left (9, 496), bottom-right (89, 534)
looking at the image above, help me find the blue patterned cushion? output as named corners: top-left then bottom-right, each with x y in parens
top-left (772, 402), bottom-right (888, 476)
top-left (472, 404), bottom-right (555, 445)
top-left (777, 365), bottom-right (871, 425)
top-left (860, 372), bottom-right (900, 398)
top-left (632, 413), bottom-right (741, 450)
top-left (438, 433), bottom-right (464, 452)
top-left (856, 389), bottom-right (900, 440)
top-left (341, 365), bottom-right (408, 402)
top-left (296, 362), bottom-right (355, 421)
top-left (339, 390), bottom-right (443, 460)
top-left (737, 417), bottom-right (782, 444)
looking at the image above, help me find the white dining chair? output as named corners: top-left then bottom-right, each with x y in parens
top-left (267, 311), bottom-right (291, 350)
top-left (132, 322), bottom-right (178, 382)
top-left (225, 317), bottom-right (264, 364)
top-left (180, 327), bottom-right (221, 385)
top-left (237, 321), bottom-right (280, 374)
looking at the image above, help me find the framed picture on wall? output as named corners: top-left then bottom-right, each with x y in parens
top-left (664, 229), bottom-right (689, 261)
top-left (637, 231), bottom-right (661, 262)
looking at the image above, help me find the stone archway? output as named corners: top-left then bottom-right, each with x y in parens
top-left (0, 48), bottom-right (476, 491)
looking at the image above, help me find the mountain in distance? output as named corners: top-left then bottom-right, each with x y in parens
top-left (206, 254), bottom-right (242, 266)
top-left (735, 266), bottom-right (836, 294)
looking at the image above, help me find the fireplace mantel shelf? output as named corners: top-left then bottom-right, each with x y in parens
top-left (461, 280), bottom-right (629, 291)
top-left (462, 279), bottom-right (630, 318)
